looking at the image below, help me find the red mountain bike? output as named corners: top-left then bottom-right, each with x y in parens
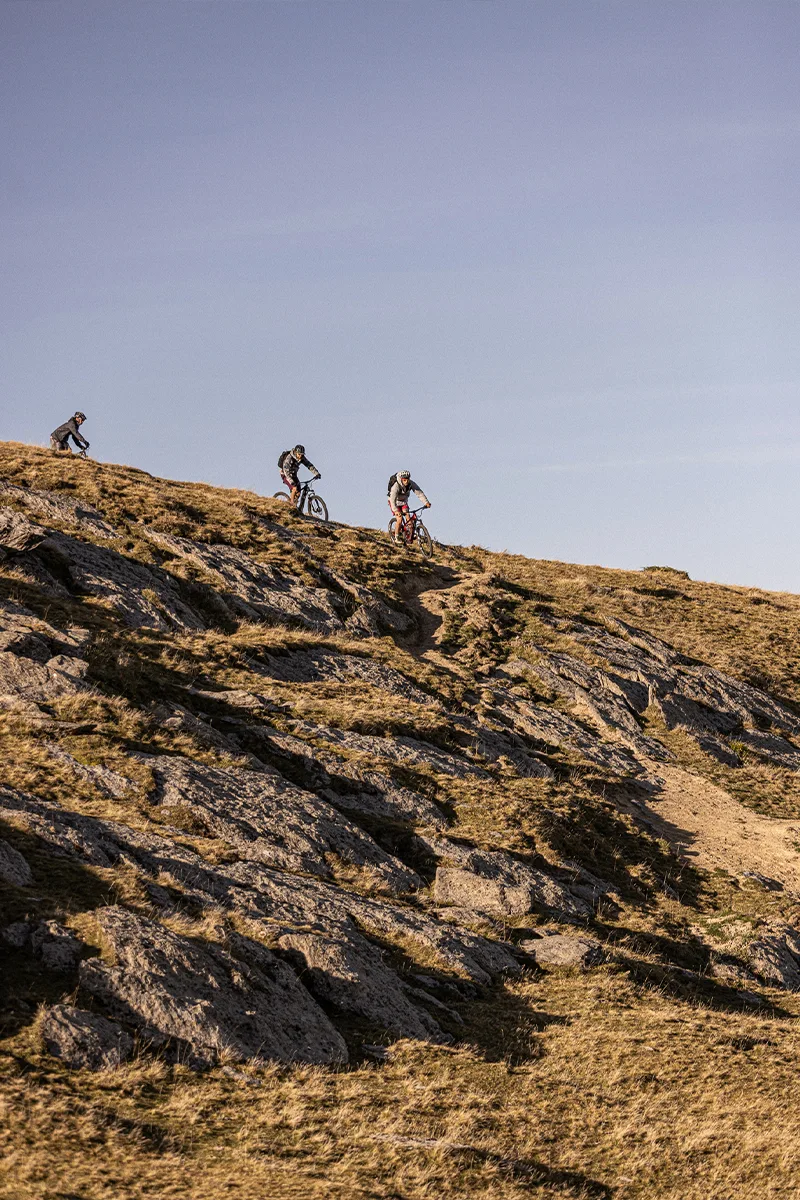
top-left (387, 506), bottom-right (433, 557)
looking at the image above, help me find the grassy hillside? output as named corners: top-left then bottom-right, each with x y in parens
top-left (3, 442), bottom-right (800, 1200)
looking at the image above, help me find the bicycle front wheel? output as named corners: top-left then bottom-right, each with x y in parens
top-left (308, 493), bottom-right (328, 521)
top-left (415, 522), bottom-right (433, 557)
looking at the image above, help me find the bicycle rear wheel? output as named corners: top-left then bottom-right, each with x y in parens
top-left (273, 491), bottom-right (291, 503)
top-left (308, 493), bottom-right (328, 521)
top-left (415, 522), bottom-right (433, 557)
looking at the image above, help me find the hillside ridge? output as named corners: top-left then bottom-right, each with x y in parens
top-left (5, 442), bottom-right (800, 1198)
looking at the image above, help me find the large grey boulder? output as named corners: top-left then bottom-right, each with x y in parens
top-left (80, 907), bottom-right (348, 1065)
top-left (518, 934), bottom-right (604, 969)
top-left (434, 866), bottom-right (583, 920)
top-left (2, 921), bottom-right (31, 948)
top-left (427, 838), bottom-right (589, 920)
top-left (41, 1004), bottom-right (133, 1070)
top-left (0, 839), bottom-right (33, 887)
top-left (279, 925), bottom-right (446, 1042)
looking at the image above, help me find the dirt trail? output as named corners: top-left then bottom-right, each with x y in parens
top-left (633, 766), bottom-right (800, 891)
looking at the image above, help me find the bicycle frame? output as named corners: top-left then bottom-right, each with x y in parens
top-left (395, 507), bottom-right (424, 541)
top-left (290, 476), bottom-right (317, 508)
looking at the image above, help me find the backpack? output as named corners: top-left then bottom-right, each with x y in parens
top-left (387, 473), bottom-right (398, 495)
top-left (278, 450), bottom-right (291, 470)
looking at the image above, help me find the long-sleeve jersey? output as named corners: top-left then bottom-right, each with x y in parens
top-left (389, 478), bottom-right (429, 510)
top-left (279, 450), bottom-right (317, 479)
top-left (51, 418), bottom-right (89, 449)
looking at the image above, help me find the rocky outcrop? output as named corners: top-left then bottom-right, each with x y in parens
top-left (253, 648), bottom-right (434, 704)
top-left (31, 920), bottom-right (83, 971)
top-left (519, 934), bottom-right (605, 969)
top-left (745, 923), bottom-right (800, 990)
top-left (278, 925), bottom-right (447, 1042)
top-left (289, 719), bottom-right (487, 779)
top-left (0, 483), bottom-right (119, 539)
top-left (0, 509), bottom-right (50, 554)
top-left (503, 611), bottom-right (800, 775)
top-left (40, 1004), bottom-right (133, 1070)
top-left (80, 907), bottom-right (349, 1066)
top-left (148, 755), bottom-right (420, 893)
top-left (0, 651), bottom-right (88, 703)
top-left (9, 457), bottom-right (800, 1078)
top-left (147, 530), bottom-right (347, 633)
top-left (0, 838), bottom-right (33, 887)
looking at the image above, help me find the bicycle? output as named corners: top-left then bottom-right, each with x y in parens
top-left (387, 506), bottom-right (433, 557)
top-left (273, 475), bottom-right (329, 521)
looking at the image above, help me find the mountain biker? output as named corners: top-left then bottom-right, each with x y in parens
top-left (278, 444), bottom-right (321, 508)
top-left (388, 470), bottom-right (430, 541)
top-left (50, 412), bottom-right (90, 454)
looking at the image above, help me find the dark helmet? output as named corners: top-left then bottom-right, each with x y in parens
top-left (74, 411), bottom-right (87, 421)
top-left (293, 444), bottom-right (305, 456)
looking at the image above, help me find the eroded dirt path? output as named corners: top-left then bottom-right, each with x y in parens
top-left (633, 766), bottom-right (800, 890)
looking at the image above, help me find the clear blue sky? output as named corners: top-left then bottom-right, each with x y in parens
top-left (3, 1), bottom-right (799, 590)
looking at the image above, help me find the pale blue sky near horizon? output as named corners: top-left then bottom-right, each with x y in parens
top-left (3, 1), bottom-right (799, 590)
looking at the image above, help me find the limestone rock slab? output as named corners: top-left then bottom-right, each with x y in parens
top-left (0, 838), bottom-right (33, 887)
top-left (149, 756), bottom-right (420, 893)
top-left (80, 907), bottom-right (349, 1065)
top-left (41, 1004), bottom-right (133, 1070)
top-left (518, 934), bottom-right (604, 969)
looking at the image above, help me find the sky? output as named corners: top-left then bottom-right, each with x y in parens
top-left (2, 1), bottom-right (799, 591)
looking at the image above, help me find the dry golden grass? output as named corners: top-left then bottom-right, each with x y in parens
top-left (4, 972), bottom-right (800, 1199)
top-left (6, 442), bottom-right (800, 1198)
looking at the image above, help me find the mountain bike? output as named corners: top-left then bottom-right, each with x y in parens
top-left (273, 475), bottom-right (328, 521)
top-left (387, 506), bottom-right (433, 557)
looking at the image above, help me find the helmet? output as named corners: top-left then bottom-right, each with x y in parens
top-left (398, 469), bottom-right (410, 479)
top-left (293, 444), bottom-right (305, 456)
top-left (74, 411), bottom-right (87, 421)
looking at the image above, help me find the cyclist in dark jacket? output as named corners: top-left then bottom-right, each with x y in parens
top-left (50, 412), bottom-right (89, 453)
top-left (279, 444), bottom-right (320, 508)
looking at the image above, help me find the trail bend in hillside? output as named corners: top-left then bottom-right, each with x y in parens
top-left (632, 765), bottom-right (800, 892)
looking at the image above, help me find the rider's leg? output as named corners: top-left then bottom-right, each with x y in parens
top-left (395, 504), bottom-right (408, 541)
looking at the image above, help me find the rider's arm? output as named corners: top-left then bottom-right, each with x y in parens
top-left (411, 482), bottom-right (430, 506)
top-left (67, 419), bottom-right (89, 449)
top-left (388, 481), bottom-right (402, 511)
top-left (301, 455), bottom-right (319, 476)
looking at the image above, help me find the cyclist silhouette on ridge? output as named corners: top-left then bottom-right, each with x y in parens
top-left (278, 444), bottom-right (320, 509)
top-left (50, 412), bottom-right (90, 455)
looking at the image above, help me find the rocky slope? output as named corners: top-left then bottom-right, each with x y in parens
top-left (5, 444), bottom-right (800, 1197)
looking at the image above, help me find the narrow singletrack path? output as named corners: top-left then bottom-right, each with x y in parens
top-left (631, 765), bottom-right (800, 890)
